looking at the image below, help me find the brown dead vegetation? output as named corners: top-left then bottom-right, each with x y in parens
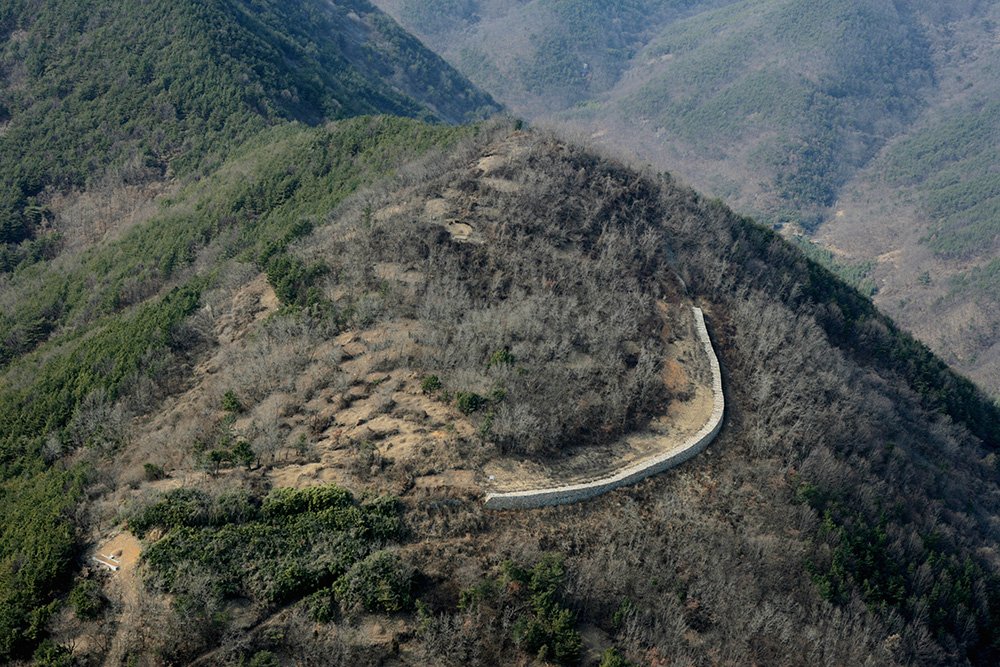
top-left (57, 122), bottom-right (1000, 667)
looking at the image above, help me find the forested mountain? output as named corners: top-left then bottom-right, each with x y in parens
top-left (371, 0), bottom-right (1000, 395)
top-left (4, 1), bottom-right (1000, 666)
top-left (0, 0), bottom-right (498, 258)
top-left (0, 0), bottom-right (499, 359)
top-left (9, 115), bottom-right (1000, 667)
top-left (0, 0), bottom-right (499, 661)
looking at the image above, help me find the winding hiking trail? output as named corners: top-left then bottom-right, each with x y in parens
top-left (483, 306), bottom-right (723, 509)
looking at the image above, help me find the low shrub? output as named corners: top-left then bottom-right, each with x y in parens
top-left (421, 374), bottom-right (442, 393)
top-left (455, 391), bottom-right (484, 415)
top-left (143, 463), bottom-right (166, 481)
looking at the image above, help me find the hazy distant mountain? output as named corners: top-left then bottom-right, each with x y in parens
top-left (373, 0), bottom-right (1000, 394)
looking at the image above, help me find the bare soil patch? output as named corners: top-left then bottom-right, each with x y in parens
top-left (91, 532), bottom-right (142, 576)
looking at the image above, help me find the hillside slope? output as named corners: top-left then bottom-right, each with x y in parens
top-left (0, 0), bottom-right (500, 366)
top-left (0, 115), bottom-right (475, 662)
top-left (372, 0), bottom-right (1000, 394)
top-left (372, 0), bottom-right (934, 214)
top-left (0, 1), bottom-right (503, 658)
top-left (0, 0), bottom-right (499, 262)
top-left (11, 120), bottom-right (1000, 666)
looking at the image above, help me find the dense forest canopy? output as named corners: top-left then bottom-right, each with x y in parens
top-left (0, 0), bottom-right (497, 249)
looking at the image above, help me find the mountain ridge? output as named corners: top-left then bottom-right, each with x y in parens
top-left (372, 0), bottom-right (1000, 395)
top-left (0, 0), bottom-right (498, 254)
top-left (3, 2), bottom-right (1000, 666)
top-left (6, 119), bottom-right (999, 666)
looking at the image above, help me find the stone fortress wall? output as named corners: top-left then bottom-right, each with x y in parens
top-left (483, 307), bottom-right (724, 509)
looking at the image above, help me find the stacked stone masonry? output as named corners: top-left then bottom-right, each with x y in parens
top-left (483, 306), bottom-right (724, 509)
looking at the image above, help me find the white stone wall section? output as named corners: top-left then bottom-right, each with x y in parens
top-left (483, 306), bottom-right (724, 509)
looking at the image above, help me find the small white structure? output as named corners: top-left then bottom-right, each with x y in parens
top-left (92, 551), bottom-right (121, 572)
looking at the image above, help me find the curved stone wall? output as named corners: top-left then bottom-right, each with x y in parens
top-left (483, 306), bottom-right (723, 509)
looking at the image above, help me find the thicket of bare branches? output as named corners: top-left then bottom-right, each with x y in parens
top-left (347, 125), bottom-right (1000, 665)
top-left (65, 122), bottom-right (1000, 666)
top-left (296, 128), bottom-right (679, 456)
